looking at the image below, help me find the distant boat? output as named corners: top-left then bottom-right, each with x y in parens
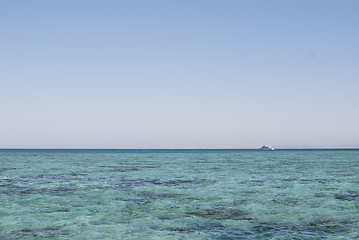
top-left (260, 145), bottom-right (275, 151)
top-left (137, 148), bottom-right (144, 151)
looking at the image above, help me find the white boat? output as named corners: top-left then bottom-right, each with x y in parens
top-left (260, 145), bottom-right (275, 151)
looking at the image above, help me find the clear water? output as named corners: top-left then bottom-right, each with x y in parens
top-left (1, 149), bottom-right (358, 239)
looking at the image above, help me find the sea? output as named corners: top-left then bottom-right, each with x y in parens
top-left (0, 149), bottom-right (358, 239)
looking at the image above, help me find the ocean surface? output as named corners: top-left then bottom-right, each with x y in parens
top-left (0, 149), bottom-right (358, 239)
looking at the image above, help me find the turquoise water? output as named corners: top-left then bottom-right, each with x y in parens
top-left (1, 149), bottom-right (358, 239)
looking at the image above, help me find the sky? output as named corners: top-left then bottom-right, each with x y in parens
top-left (1, 0), bottom-right (359, 148)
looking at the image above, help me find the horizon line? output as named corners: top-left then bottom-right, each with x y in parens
top-left (1, 147), bottom-right (359, 150)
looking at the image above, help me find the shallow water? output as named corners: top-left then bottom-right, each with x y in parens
top-left (1, 149), bottom-right (359, 239)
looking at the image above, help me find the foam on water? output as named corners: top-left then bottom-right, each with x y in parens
top-left (0, 149), bottom-right (358, 239)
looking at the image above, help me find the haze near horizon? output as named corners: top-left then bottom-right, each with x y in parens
top-left (1, 1), bottom-right (358, 149)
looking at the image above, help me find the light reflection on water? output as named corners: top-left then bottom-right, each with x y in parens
top-left (0, 149), bottom-right (359, 239)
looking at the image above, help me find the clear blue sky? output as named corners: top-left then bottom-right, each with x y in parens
top-left (1, 0), bottom-right (358, 148)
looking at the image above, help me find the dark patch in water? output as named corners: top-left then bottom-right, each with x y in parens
top-left (2, 226), bottom-right (70, 239)
top-left (115, 191), bottom-right (184, 208)
top-left (69, 172), bottom-right (87, 176)
top-left (299, 178), bottom-right (338, 183)
top-left (199, 219), bottom-right (358, 240)
top-left (240, 190), bottom-right (258, 195)
top-left (40, 207), bottom-right (71, 213)
top-left (113, 178), bottom-right (214, 189)
top-left (249, 179), bottom-right (265, 183)
top-left (170, 227), bottom-right (187, 232)
top-left (215, 228), bottom-right (255, 240)
top-left (99, 165), bottom-right (141, 172)
top-left (270, 193), bottom-right (302, 205)
top-left (252, 223), bottom-right (281, 233)
top-left (193, 160), bottom-right (216, 164)
top-left (0, 185), bottom-right (77, 196)
top-left (99, 164), bottom-right (157, 173)
top-left (236, 221), bottom-right (351, 239)
top-left (0, 167), bottom-right (18, 171)
top-left (139, 191), bottom-right (184, 200)
top-left (0, 178), bottom-right (15, 188)
top-left (165, 221), bottom-right (224, 232)
top-left (210, 167), bottom-right (221, 170)
top-left (90, 219), bottom-right (122, 225)
top-left (187, 207), bottom-right (253, 220)
top-left (157, 213), bottom-right (181, 220)
top-left (279, 178), bottom-right (298, 182)
top-left (179, 217), bottom-right (359, 239)
top-left (334, 191), bottom-right (359, 201)
top-left (233, 199), bottom-right (248, 205)
top-left (147, 179), bottom-right (197, 186)
top-left (115, 179), bottom-right (150, 188)
top-left (314, 192), bottom-right (328, 198)
top-left (304, 218), bottom-right (352, 233)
